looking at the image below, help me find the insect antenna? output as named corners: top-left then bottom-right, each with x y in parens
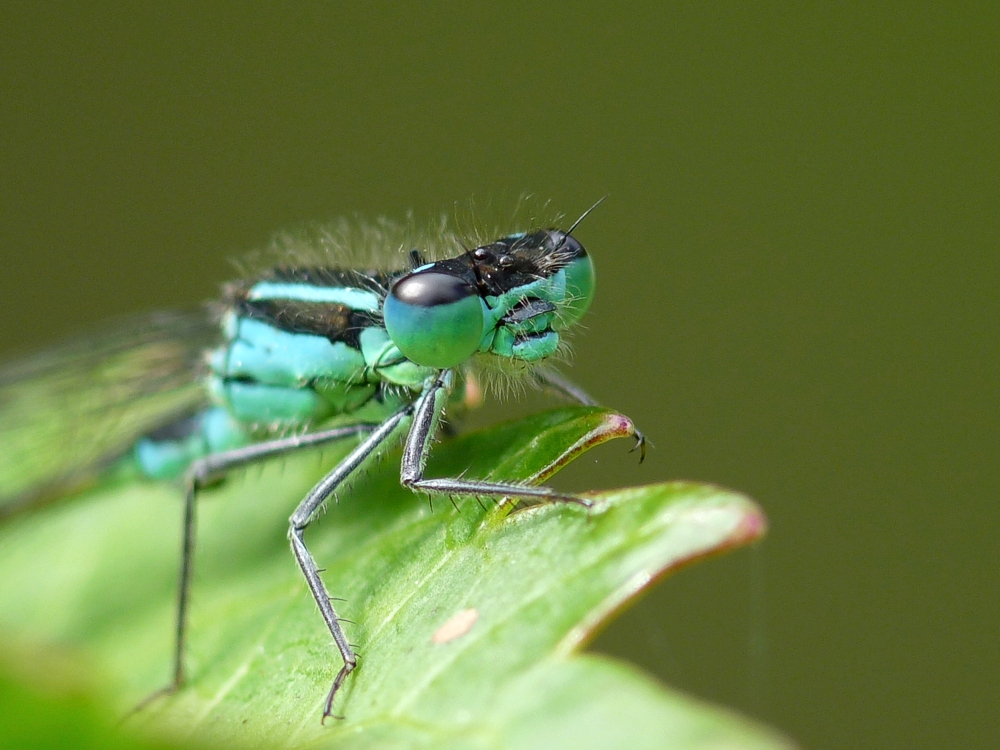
top-left (567, 195), bottom-right (608, 237)
top-left (553, 195), bottom-right (608, 254)
top-left (548, 195), bottom-right (608, 280)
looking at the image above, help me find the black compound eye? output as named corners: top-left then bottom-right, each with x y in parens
top-left (390, 271), bottom-right (476, 307)
top-left (473, 247), bottom-right (490, 261)
top-left (548, 230), bottom-right (586, 259)
top-left (384, 271), bottom-right (485, 369)
top-left (498, 254), bottom-right (516, 268)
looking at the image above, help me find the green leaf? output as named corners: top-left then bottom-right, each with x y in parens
top-left (0, 645), bottom-right (191, 750)
top-left (0, 408), bottom-right (791, 749)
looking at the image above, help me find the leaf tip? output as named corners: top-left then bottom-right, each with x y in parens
top-left (600, 411), bottom-right (636, 439)
top-left (734, 503), bottom-right (768, 544)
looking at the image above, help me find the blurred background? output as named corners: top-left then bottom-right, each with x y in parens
top-left (0, 5), bottom-right (996, 748)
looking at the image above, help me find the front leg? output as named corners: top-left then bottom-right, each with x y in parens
top-left (533, 365), bottom-right (647, 462)
top-left (400, 371), bottom-right (590, 507)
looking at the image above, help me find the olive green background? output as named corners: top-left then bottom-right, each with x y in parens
top-left (1, 5), bottom-right (996, 749)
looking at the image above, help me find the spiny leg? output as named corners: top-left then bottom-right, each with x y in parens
top-left (533, 365), bottom-right (647, 462)
top-left (401, 372), bottom-right (590, 508)
top-left (287, 406), bottom-right (415, 722)
top-left (156, 423), bottom-right (382, 707)
top-left (126, 422), bottom-right (383, 717)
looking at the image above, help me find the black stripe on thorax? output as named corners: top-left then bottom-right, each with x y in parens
top-left (234, 297), bottom-right (383, 350)
top-left (263, 266), bottom-right (398, 295)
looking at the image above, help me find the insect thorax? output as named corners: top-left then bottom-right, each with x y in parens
top-left (207, 269), bottom-right (437, 431)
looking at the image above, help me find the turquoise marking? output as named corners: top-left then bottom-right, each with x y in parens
top-left (220, 309), bottom-right (239, 340)
top-left (215, 378), bottom-right (334, 424)
top-left (378, 360), bottom-right (435, 388)
top-left (475, 272), bottom-right (567, 359)
top-left (313, 380), bottom-right (377, 413)
top-left (248, 282), bottom-right (381, 311)
top-left (358, 327), bottom-right (403, 371)
top-left (207, 347), bottom-right (228, 380)
top-left (358, 327), bottom-right (434, 388)
top-left (207, 315), bottom-right (431, 428)
top-left (134, 407), bottom-right (250, 480)
top-left (513, 331), bottom-right (559, 360)
top-left (488, 327), bottom-right (559, 361)
top-left (135, 433), bottom-right (202, 480)
top-left (218, 318), bottom-right (366, 387)
top-left (202, 407), bottom-right (251, 453)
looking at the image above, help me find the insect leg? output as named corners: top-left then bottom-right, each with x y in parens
top-left (171, 423), bottom-right (381, 690)
top-left (533, 365), bottom-right (647, 462)
top-left (287, 406), bottom-right (415, 722)
top-left (400, 372), bottom-right (590, 507)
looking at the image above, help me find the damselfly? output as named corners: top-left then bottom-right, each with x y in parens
top-left (0, 207), bottom-right (644, 721)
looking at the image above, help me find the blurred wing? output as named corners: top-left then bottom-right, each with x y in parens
top-left (0, 311), bottom-right (217, 515)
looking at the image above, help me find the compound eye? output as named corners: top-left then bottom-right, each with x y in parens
top-left (557, 250), bottom-right (596, 328)
top-left (558, 233), bottom-right (586, 258)
top-left (384, 272), bottom-right (485, 368)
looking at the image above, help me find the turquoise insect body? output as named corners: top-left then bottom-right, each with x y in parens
top-left (0, 220), bottom-right (637, 722)
top-left (134, 229), bottom-right (597, 483)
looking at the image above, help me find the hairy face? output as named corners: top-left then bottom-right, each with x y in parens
top-left (383, 230), bottom-right (596, 369)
